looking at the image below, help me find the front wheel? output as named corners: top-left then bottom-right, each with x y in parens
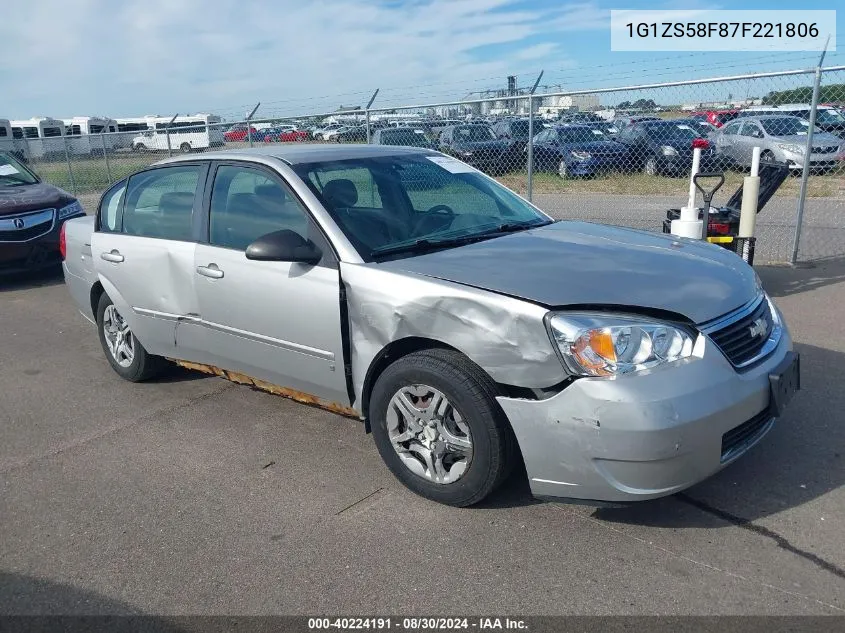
top-left (179, 142), bottom-right (192, 154)
top-left (96, 293), bottom-right (166, 382)
top-left (369, 349), bottom-right (515, 507)
top-left (558, 158), bottom-right (570, 179)
top-left (644, 157), bottom-right (659, 176)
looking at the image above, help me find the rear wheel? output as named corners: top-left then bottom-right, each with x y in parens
top-left (760, 150), bottom-right (776, 165)
top-left (96, 293), bottom-right (166, 382)
top-left (133, 143), bottom-right (147, 153)
top-left (179, 142), bottom-right (192, 154)
top-left (369, 349), bottom-right (515, 507)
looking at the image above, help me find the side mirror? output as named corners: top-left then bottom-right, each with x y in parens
top-left (245, 229), bottom-right (322, 265)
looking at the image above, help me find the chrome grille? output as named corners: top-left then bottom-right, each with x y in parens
top-left (0, 208), bottom-right (55, 242)
top-left (704, 295), bottom-right (779, 369)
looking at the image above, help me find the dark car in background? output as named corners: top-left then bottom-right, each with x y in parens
top-left (372, 128), bottom-right (435, 148)
top-left (617, 120), bottom-right (716, 176)
top-left (492, 118), bottom-right (534, 166)
top-left (0, 152), bottom-right (86, 274)
top-left (439, 124), bottom-right (509, 175)
top-left (532, 124), bottom-right (629, 178)
top-left (612, 114), bottom-right (660, 130)
top-left (558, 112), bottom-right (604, 124)
top-left (335, 126), bottom-right (368, 143)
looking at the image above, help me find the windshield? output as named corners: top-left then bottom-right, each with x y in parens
top-left (0, 153), bottom-right (39, 186)
top-left (760, 117), bottom-right (815, 136)
top-left (293, 154), bottom-right (550, 261)
top-left (509, 120), bottom-right (531, 137)
top-left (560, 127), bottom-right (607, 143)
top-left (643, 122), bottom-right (703, 141)
top-left (816, 108), bottom-right (845, 125)
top-left (453, 126), bottom-right (496, 142)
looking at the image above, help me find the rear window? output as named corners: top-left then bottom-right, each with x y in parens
top-left (644, 122), bottom-right (702, 141)
top-left (509, 120), bottom-right (531, 136)
top-left (454, 126), bottom-right (495, 142)
top-left (42, 127), bottom-right (62, 137)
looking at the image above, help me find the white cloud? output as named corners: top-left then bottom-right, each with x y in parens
top-left (1, 0), bottom-right (606, 119)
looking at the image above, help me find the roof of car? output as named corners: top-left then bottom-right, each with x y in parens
top-left (158, 144), bottom-right (439, 166)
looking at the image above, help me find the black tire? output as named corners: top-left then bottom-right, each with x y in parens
top-left (179, 142), bottom-right (192, 154)
top-left (133, 144), bottom-right (147, 153)
top-left (369, 349), bottom-right (516, 507)
top-left (760, 150), bottom-right (776, 164)
top-left (644, 157), bottom-right (659, 176)
top-left (558, 158), bottom-right (570, 179)
top-left (96, 293), bottom-right (166, 382)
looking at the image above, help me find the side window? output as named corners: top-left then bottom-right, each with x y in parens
top-left (122, 165), bottom-right (201, 241)
top-left (209, 165), bottom-right (310, 251)
top-left (721, 122), bottom-right (740, 135)
top-left (740, 123), bottom-right (763, 138)
top-left (308, 166), bottom-right (383, 210)
top-left (98, 180), bottom-right (127, 233)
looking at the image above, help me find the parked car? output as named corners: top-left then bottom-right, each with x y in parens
top-left (558, 112), bottom-right (604, 124)
top-left (334, 126), bottom-right (368, 143)
top-left (690, 109), bottom-right (740, 128)
top-left (0, 151), bottom-right (86, 274)
top-left (612, 115), bottom-right (660, 129)
top-left (616, 120), bottom-right (716, 175)
top-left (491, 118), bottom-right (533, 165)
top-left (372, 128), bottom-right (435, 148)
top-left (223, 124), bottom-right (258, 142)
top-left (61, 144), bottom-right (799, 507)
top-left (323, 126), bottom-right (355, 142)
top-left (532, 124), bottom-right (629, 178)
top-left (675, 117), bottom-right (719, 138)
top-left (313, 123), bottom-right (345, 140)
top-left (713, 115), bottom-right (844, 172)
top-left (262, 126), bottom-right (308, 143)
top-left (738, 104), bottom-right (845, 139)
top-left (438, 124), bottom-right (509, 174)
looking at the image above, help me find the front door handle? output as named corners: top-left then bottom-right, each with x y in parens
top-left (100, 250), bottom-right (124, 263)
top-left (196, 263), bottom-right (224, 279)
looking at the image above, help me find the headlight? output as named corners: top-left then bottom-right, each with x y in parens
top-left (547, 313), bottom-right (696, 377)
top-left (57, 200), bottom-right (83, 219)
top-left (777, 143), bottom-right (804, 154)
top-left (570, 150), bottom-right (591, 161)
top-left (661, 145), bottom-right (678, 156)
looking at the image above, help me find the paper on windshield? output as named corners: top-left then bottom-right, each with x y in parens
top-left (426, 156), bottom-right (476, 173)
top-left (0, 164), bottom-right (20, 176)
top-left (592, 129), bottom-right (603, 135)
top-left (676, 124), bottom-right (693, 130)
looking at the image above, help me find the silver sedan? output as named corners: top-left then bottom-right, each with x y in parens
top-left (62, 145), bottom-right (799, 506)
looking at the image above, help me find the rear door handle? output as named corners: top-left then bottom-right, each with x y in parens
top-left (100, 250), bottom-right (124, 263)
top-left (196, 263), bottom-right (224, 279)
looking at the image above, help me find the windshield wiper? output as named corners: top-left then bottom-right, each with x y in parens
top-left (371, 220), bottom-right (552, 259)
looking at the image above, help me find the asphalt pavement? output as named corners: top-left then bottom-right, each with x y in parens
top-left (2, 256), bottom-right (845, 615)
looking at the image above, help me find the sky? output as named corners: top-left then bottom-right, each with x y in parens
top-left (1, 0), bottom-right (842, 121)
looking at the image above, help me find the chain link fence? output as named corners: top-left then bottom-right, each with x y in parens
top-left (8, 65), bottom-right (844, 264)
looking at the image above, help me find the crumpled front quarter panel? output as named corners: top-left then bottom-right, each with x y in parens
top-left (340, 262), bottom-right (566, 405)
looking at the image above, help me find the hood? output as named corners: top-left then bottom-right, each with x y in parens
top-left (563, 140), bottom-right (627, 153)
top-left (773, 132), bottom-right (841, 145)
top-left (450, 139), bottom-right (507, 151)
top-left (377, 221), bottom-right (758, 324)
top-left (0, 182), bottom-right (75, 217)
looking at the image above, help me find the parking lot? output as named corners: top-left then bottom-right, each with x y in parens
top-left (2, 255), bottom-right (844, 615)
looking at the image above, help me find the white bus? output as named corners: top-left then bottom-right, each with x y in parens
top-left (113, 116), bottom-right (160, 149)
top-left (131, 114), bottom-right (224, 153)
top-left (9, 117), bottom-right (66, 160)
top-left (62, 116), bottom-right (119, 154)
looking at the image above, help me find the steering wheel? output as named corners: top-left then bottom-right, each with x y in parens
top-left (426, 204), bottom-right (455, 216)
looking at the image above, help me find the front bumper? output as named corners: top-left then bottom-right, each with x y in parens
top-left (0, 213), bottom-right (84, 275)
top-left (497, 318), bottom-right (793, 503)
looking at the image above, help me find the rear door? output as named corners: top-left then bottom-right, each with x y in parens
top-left (91, 163), bottom-right (208, 358)
top-left (187, 161), bottom-right (349, 405)
top-left (737, 121), bottom-right (765, 165)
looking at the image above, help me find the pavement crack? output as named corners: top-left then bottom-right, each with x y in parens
top-left (677, 493), bottom-right (845, 581)
top-left (550, 503), bottom-right (844, 613)
top-left (0, 382), bottom-right (236, 474)
top-left (336, 487), bottom-right (384, 515)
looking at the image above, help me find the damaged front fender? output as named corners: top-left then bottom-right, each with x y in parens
top-left (340, 262), bottom-right (566, 407)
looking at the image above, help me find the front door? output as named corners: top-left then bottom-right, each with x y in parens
top-left (91, 164), bottom-right (207, 358)
top-left (186, 162), bottom-right (349, 405)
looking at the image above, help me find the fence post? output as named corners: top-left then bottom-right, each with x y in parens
top-left (526, 71), bottom-right (543, 202)
top-left (365, 89), bottom-right (379, 145)
top-left (101, 133), bottom-right (112, 185)
top-left (166, 129), bottom-right (173, 157)
top-left (63, 134), bottom-right (77, 195)
top-left (245, 102), bottom-right (260, 148)
top-left (790, 43), bottom-right (828, 264)
top-left (527, 95), bottom-right (534, 201)
top-left (366, 110), bottom-right (371, 144)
